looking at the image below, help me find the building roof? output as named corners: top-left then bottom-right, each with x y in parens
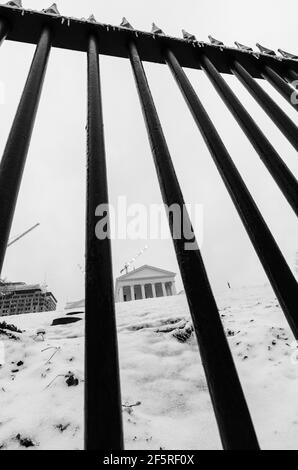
top-left (0, 282), bottom-right (57, 303)
top-left (116, 264), bottom-right (176, 282)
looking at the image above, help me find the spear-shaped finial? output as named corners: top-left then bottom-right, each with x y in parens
top-left (151, 22), bottom-right (164, 35)
top-left (182, 29), bottom-right (197, 41)
top-left (87, 14), bottom-right (97, 23)
top-left (234, 41), bottom-right (253, 52)
top-left (278, 48), bottom-right (298, 60)
top-left (42, 3), bottom-right (60, 15)
top-left (120, 17), bottom-right (134, 29)
top-left (208, 35), bottom-right (224, 46)
top-left (5, 0), bottom-right (22, 8)
top-left (256, 43), bottom-right (276, 56)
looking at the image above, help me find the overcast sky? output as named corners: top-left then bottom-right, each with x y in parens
top-left (0, 0), bottom-right (297, 307)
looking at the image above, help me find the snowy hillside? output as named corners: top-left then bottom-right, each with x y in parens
top-left (0, 284), bottom-right (297, 450)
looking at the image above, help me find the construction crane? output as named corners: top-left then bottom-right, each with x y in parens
top-left (0, 223), bottom-right (41, 291)
top-left (120, 245), bottom-right (148, 275)
top-left (7, 223), bottom-right (40, 248)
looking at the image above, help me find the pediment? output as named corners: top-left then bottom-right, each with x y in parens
top-left (117, 265), bottom-right (176, 281)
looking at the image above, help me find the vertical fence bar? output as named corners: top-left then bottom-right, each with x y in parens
top-left (85, 33), bottom-right (124, 451)
top-left (261, 65), bottom-right (298, 111)
top-left (0, 18), bottom-right (8, 45)
top-left (230, 61), bottom-right (298, 151)
top-left (163, 47), bottom-right (298, 340)
top-left (0, 26), bottom-right (51, 275)
top-left (128, 39), bottom-right (259, 450)
top-left (196, 54), bottom-right (298, 217)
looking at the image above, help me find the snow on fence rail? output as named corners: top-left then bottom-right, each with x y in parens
top-left (0, 1), bottom-right (298, 451)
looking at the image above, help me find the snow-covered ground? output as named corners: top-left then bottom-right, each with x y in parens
top-left (0, 284), bottom-right (297, 450)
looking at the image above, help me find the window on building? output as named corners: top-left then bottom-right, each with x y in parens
top-left (123, 286), bottom-right (132, 302)
top-left (145, 284), bottom-right (153, 299)
top-left (133, 285), bottom-right (142, 300)
top-left (154, 283), bottom-right (163, 297)
top-left (165, 282), bottom-right (173, 296)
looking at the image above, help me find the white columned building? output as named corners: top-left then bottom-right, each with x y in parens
top-left (115, 265), bottom-right (177, 303)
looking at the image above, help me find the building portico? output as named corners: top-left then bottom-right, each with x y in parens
top-left (115, 265), bottom-right (177, 302)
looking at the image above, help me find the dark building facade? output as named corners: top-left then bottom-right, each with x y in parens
top-left (0, 282), bottom-right (57, 316)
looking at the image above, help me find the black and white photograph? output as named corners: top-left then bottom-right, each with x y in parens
top-left (0, 0), bottom-right (297, 456)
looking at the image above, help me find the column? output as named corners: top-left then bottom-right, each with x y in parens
top-left (152, 283), bottom-right (156, 298)
top-left (141, 284), bottom-right (146, 300)
top-left (162, 283), bottom-right (167, 297)
top-left (130, 285), bottom-right (134, 301)
top-left (171, 281), bottom-right (177, 295)
top-left (119, 287), bottom-right (124, 302)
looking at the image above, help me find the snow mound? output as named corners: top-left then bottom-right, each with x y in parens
top-left (0, 285), bottom-right (297, 450)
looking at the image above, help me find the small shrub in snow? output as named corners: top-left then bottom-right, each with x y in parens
top-left (0, 322), bottom-right (22, 340)
top-left (0, 322), bottom-right (22, 334)
top-left (172, 323), bottom-right (194, 343)
top-left (226, 329), bottom-right (240, 337)
top-left (55, 423), bottom-right (70, 433)
top-left (65, 372), bottom-right (79, 387)
top-left (0, 330), bottom-right (20, 341)
top-left (15, 434), bottom-right (36, 448)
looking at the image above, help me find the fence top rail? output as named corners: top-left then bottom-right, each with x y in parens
top-left (0, 4), bottom-right (297, 79)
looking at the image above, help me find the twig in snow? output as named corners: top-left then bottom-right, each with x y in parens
top-left (42, 346), bottom-right (61, 364)
top-left (122, 401), bottom-right (141, 409)
top-left (44, 374), bottom-right (65, 390)
top-left (41, 347), bottom-right (55, 352)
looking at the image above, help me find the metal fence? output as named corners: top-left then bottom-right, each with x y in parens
top-left (0, 1), bottom-right (298, 451)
